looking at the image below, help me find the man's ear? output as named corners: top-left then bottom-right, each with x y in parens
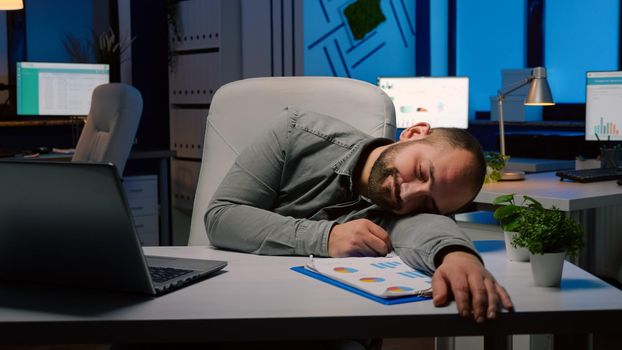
top-left (399, 122), bottom-right (432, 141)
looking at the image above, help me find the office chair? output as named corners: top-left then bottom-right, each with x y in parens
top-left (187, 76), bottom-right (396, 246)
top-left (72, 83), bottom-right (143, 176)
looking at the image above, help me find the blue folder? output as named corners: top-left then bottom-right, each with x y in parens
top-left (291, 241), bottom-right (503, 305)
top-left (291, 266), bottom-right (430, 305)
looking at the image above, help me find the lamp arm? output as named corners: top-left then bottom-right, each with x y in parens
top-left (497, 76), bottom-right (533, 100)
top-left (496, 76), bottom-right (532, 157)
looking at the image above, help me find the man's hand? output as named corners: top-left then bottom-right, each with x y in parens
top-left (432, 250), bottom-right (513, 323)
top-left (328, 219), bottom-right (392, 257)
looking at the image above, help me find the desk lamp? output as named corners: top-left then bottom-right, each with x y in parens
top-left (496, 66), bottom-right (555, 180)
top-left (0, 0), bottom-right (23, 10)
top-left (0, 1), bottom-right (23, 90)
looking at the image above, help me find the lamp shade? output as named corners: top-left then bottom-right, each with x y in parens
top-left (525, 67), bottom-right (555, 106)
top-left (0, 0), bottom-right (23, 10)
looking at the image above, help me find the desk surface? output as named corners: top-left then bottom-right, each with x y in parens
top-left (0, 118), bottom-right (84, 128)
top-left (475, 171), bottom-right (622, 211)
top-left (0, 241), bottom-right (620, 344)
top-left (505, 157), bottom-right (575, 173)
top-left (12, 148), bottom-right (175, 161)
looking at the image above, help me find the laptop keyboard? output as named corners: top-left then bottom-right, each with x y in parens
top-left (148, 266), bottom-right (194, 283)
top-left (556, 167), bottom-right (622, 183)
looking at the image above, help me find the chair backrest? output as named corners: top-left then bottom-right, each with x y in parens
top-left (72, 83), bottom-right (143, 176)
top-left (187, 76), bottom-right (396, 245)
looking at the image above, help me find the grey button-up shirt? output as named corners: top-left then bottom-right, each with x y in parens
top-left (205, 107), bottom-right (478, 274)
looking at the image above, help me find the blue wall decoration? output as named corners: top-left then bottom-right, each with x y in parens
top-left (304, 0), bottom-right (416, 84)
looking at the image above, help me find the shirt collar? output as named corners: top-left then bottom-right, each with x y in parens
top-left (333, 137), bottom-right (393, 192)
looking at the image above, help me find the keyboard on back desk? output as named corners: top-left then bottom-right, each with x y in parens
top-left (556, 167), bottom-right (622, 183)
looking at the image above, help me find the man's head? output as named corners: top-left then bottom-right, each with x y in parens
top-left (364, 122), bottom-right (486, 215)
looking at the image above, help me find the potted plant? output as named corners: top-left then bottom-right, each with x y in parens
top-left (484, 152), bottom-right (509, 183)
top-left (492, 193), bottom-right (542, 261)
top-left (514, 206), bottom-right (583, 287)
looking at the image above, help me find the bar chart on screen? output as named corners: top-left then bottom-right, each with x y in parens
top-left (585, 71), bottom-right (622, 141)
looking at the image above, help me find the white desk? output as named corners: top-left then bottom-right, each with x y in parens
top-left (475, 171), bottom-right (622, 211)
top-left (474, 172), bottom-right (622, 279)
top-left (506, 157), bottom-right (575, 173)
top-left (0, 242), bottom-right (620, 349)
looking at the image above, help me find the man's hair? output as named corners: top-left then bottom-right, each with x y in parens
top-left (421, 127), bottom-right (486, 204)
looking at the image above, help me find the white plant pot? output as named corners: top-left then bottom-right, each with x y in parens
top-left (504, 231), bottom-right (530, 262)
top-left (530, 251), bottom-right (566, 287)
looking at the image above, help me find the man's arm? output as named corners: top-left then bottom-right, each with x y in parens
top-left (205, 111), bottom-right (334, 256)
top-left (389, 213), bottom-right (478, 274)
top-left (388, 214), bottom-right (513, 321)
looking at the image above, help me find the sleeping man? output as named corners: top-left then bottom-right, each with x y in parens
top-left (205, 107), bottom-right (513, 323)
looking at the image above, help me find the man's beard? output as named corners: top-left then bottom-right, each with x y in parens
top-left (366, 142), bottom-right (412, 211)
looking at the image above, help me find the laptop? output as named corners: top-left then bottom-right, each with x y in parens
top-left (0, 160), bottom-right (227, 296)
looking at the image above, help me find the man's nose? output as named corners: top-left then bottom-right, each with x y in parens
top-left (400, 180), bottom-right (431, 199)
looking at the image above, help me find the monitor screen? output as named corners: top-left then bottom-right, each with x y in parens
top-left (16, 62), bottom-right (109, 116)
top-left (585, 71), bottom-right (622, 141)
top-left (377, 76), bottom-right (469, 129)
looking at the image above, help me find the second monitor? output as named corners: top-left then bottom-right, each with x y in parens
top-left (17, 62), bottom-right (109, 117)
top-left (378, 76), bottom-right (469, 129)
top-left (585, 70), bottom-right (622, 142)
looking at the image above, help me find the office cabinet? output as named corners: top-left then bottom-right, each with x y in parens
top-left (170, 109), bottom-right (208, 159)
top-left (123, 175), bottom-right (159, 246)
top-left (169, 0), bottom-right (241, 212)
top-left (169, 53), bottom-right (221, 105)
top-left (171, 0), bottom-right (221, 51)
top-left (171, 159), bottom-right (201, 211)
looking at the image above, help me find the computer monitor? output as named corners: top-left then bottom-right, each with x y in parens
top-left (16, 62), bottom-right (109, 116)
top-left (377, 76), bottom-right (469, 129)
top-left (585, 71), bottom-right (622, 141)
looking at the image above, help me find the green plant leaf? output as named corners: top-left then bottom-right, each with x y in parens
top-left (505, 220), bottom-right (521, 233)
top-left (484, 151), bottom-right (508, 171)
top-left (522, 195), bottom-right (543, 209)
top-left (492, 204), bottom-right (518, 220)
top-left (492, 193), bottom-right (515, 205)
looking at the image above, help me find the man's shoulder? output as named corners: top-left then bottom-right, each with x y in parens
top-left (285, 106), bottom-right (369, 144)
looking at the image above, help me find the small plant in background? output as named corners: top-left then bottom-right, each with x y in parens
top-left (92, 28), bottom-right (136, 66)
top-left (484, 151), bottom-right (509, 183)
top-left (62, 33), bottom-right (92, 63)
top-left (63, 28), bottom-right (135, 65)
top-left (62, 28), bottom-right (135, 82)
top-left (484, 151), bottom-right (508, 183)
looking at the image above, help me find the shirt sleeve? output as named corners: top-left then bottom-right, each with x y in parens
top-left (388, 214), bottom-right (481, 275)
top-left (204, 109), bottom-right (334, 256)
